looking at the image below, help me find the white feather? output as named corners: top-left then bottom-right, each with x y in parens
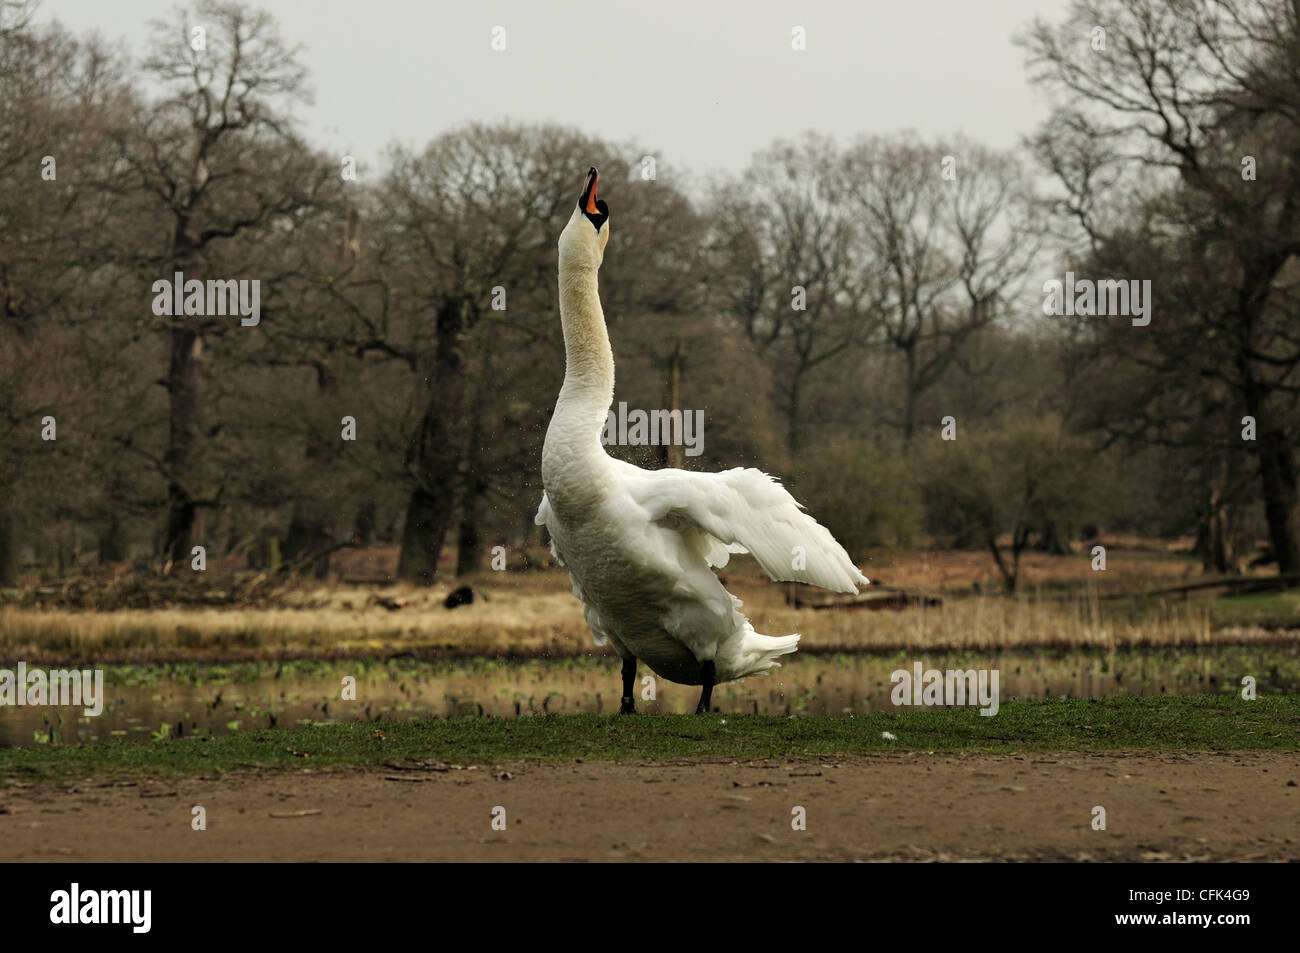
top-left (536, 189), bottom-right (867, 689)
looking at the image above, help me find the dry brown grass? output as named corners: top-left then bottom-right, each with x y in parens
top-left (861, 543), bottom-right (1199, 593)
top-left (0, 577), bottom-right (588, 662)
top-left (0, 545), bottom-right (1283, 664)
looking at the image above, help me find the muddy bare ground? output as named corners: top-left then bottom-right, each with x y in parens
top-left (2, 751), bottom-right (1296, 861)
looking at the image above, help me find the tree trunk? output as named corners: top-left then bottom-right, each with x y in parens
top-left (902, 343), bottom-right (919, 447)
top-left (988, 524), bottom-right (1030, 594)
top-left (455, 404), bottom-right (484, 577)
top-left (786, 368), bottom-right (803, 456)
top-left (987, 535), bottom-right (1015, 593)
top-left (0, 510), bottom-right (18, 587)
top-left (1194, 483), bottom-right (1243, 574)
top-left (353, 501), bottom-right (377, 544)
top-left (397, 484), bottom-right (451, 585)
top-left (455, 343), bottom-right (490, 579)
top-left (284, 513), bottom-right (332, 578)
top-left (1037, 521), bottom-right (1070, 556)
top-left (285, 364), bottom-right (339, 579)
top-left (1253, 424), bottom-right (1300, 575)
top-left (161, 326), bottom-right (201, 569)
top-left (1239, 330), bottom-right (1300, 576)
top-left (455, 491), bottom-right (482, 576)
top-left (98, 514), bottom-right (127, 565)
top-left (396, 300), bottom-right (470, 585)
top-left (661, 337), bottom-right (685, 469)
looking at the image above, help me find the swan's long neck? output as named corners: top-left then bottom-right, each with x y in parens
top-left (549, 258), bottom-right (613, 462)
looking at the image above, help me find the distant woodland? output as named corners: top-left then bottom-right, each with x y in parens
top-left (3, 0), bottom-right (1300, 591)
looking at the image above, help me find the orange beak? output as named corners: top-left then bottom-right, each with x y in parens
top-left (582, 167), bottom-right (599, 214)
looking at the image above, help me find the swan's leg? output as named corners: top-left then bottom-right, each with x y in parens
top-left (695, 661), bottom-right (716, 715)
top-left (620, 656), bottom-right (637, 714)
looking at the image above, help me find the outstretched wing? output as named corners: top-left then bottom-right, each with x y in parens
top-left (621, 464), bottom-right (868, 594)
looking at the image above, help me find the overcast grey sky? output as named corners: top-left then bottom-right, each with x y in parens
top-left (43, 0), bottom-right (1065, 180)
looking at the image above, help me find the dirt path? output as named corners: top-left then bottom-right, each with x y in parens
top-left (2, 751), bottom-right (1296, 861)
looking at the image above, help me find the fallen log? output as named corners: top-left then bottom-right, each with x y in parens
top-left (785, 585), bottom-right (942, 611)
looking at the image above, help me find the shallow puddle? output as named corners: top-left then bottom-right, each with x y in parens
top-left (2, 645), bottom-right (1296, 746)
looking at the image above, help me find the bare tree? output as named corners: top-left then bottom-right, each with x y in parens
top-left (710, 136), bottom-right (867, 455)
top-left (1022, 0), bottom-right (1300, 574)
top-left (360, 125), bottom-right (625, 583)
top-left (112, 0), bottom-right (332, 569)
top-left (0, 13), bottom-right (135, 582)
top-left (843, 134), bottom-right (1042, 445)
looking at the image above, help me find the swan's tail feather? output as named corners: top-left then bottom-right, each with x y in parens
top-left (734, 630), bottom-right (800, 678)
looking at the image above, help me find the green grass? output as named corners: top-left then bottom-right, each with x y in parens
top-left (1, 695), bottom-right (1296, 783)
top-left (1209, 589), bottom-right (1300, 629)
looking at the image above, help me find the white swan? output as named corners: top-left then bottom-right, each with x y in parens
top-left (536, 167), bottom-right (868, 714)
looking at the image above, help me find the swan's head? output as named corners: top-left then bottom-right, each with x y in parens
top-left (559, 166), bottom-right (610, 270)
